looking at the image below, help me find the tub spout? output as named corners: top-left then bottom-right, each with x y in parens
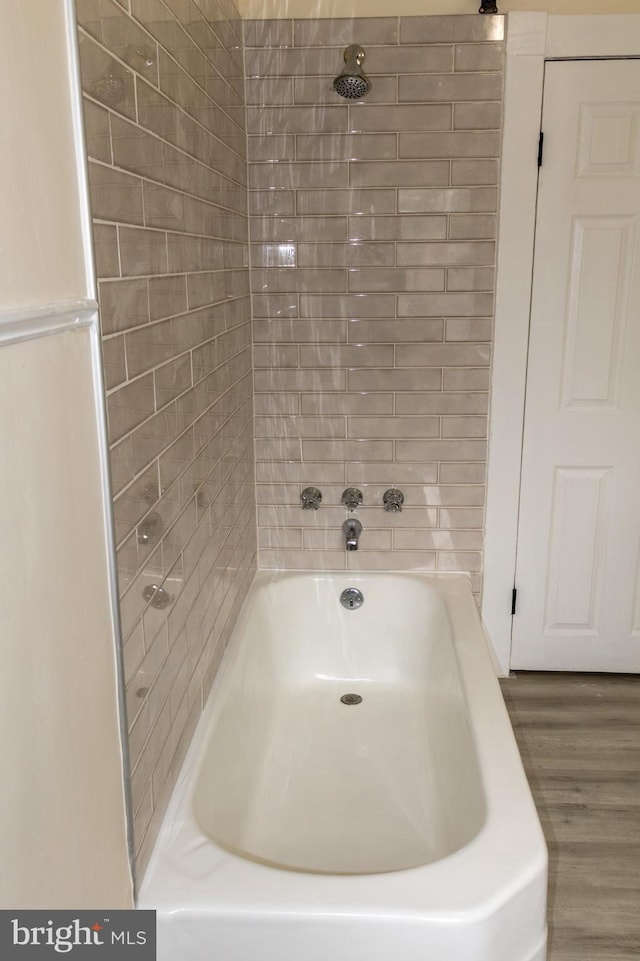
top-left (342, 518), bottom-right (362, 551)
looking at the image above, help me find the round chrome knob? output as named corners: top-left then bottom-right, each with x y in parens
top-left (341, 487), bottom-right (363, 510)
top-left (383, 488), bottom-right (404, 512)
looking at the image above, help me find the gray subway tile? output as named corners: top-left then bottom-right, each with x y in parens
top-left (300, 393), bottom-right (394, 416)
top-left (245, 47), bottom-right (341, 79)
top-left (398, 187), bottom-right (498, 214)
top-left (251, 267), bottom-right (346, 294)
top-left (349, 215), bottom-right (447, 242)
top-left (249, 190), bottom-right (296, 217)
top-left (148, 275), bottom-right (188, 321)
top-left (445, 318), bottom-right (493, 341)
top-left (250, 161), bottom-right (348, 190)
top-left (247, 105), bottom-right (348, 135)
top-left (252, 294), bottom-right (299, 318)
top-left (441, 415), bottom-right (487, 438)
top-left (300, 293), bottom-right (396, 318)
top-left (245, 77), bottom-right (294, 106)
top-left (125, 318), bottom-right (174, 378)
top-left (349, 160), bottom-right (449, 188)
top-left (399, 15), bottom-right (505, 44)
top-left (399, 130), bottom-right (500, 159)
top-left (82, 99), bottom-right (111, 162)
top-left (367, 45), bottom-right (454, 75)
top-left (94, 224), bottom-right (120, 278)
top-left (251, 243), bottom-right (297, 268)
top-left (300, 344), bottom-right (394, 368)
top-left (118, 227), bottom-right (168, 277)
top-left (399, 73), bottom-right (502, 103)
top-left (107, 374), bottom-right (155, 444)
top-left (347, 368), bottom-right (442, 392)
top-left (102, 335), bottom-right (127, 389)
top-left (348, 319), bottom-right (444, 343)
top-left (296, 188), bottom-right (396, 216)
top-left (348, 268), bottom-right (445, 293)
top-left (396, 439), bottom-right (487, 462)
top-left (397, 241), bottom-right (495, 267)
top-left (248, 134), bottom-right (297, 162)
top-left (448, 214), bottom-right (497, 240)
top-left (395, 392), bottom-right (489, 415)
top-left (348, 416), bottom-right (440, 439)
top-left (443, 367), bottom-right (491, 390)
top-left (78, 31), bottom-right (136, 121)
top-left (350, 103), bottom-right (451, 134)
top-left (297, 243), bottom-right (395, 268)
top-left (398, 292), bottom-right (494, 317)
top-left (155, 357), bottom-right (193, 409)
top-left (302, 440), bottom-right (394, 462)
top-left (453, 102), bottom-right (503, 130)
top-left (454, 42), bottom-right (504, 72)
top-left (293, 17), bottom-right (398, 47)
top-left (451, 160), bottom-right (498, 186)
top-left (89, 163), bottom-right (144, 225)
top-left (296, 133), bottom-right (398, 162)
top-left (254, 368), bottom-right (347, 392)
top-left (99, 278), bottom-right (149, 334)
top-left (251, 216), bottom-right (347, 243)
top-left (396, 344), bottom-right (491, 367)
top-left (447, 267), bottom-right (495, 291)
top-left (243, 19), bottom-right (293, 48)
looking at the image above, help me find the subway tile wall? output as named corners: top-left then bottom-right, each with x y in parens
top-left (76, 0), bottom-right (256, 874)
top-left (245, 15), bottom-right (504, 585)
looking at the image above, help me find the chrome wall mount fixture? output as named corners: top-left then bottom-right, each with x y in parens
top-left (342, 518), bottom-right (362, 551)
top-left (383, 488), bottom-right (405, 513)
top-left (340, 587), bottom-right (364, 610)
top-left (141, 482), bottom-right (159, 504)
top-left (301, 487), bottom-right (322, 510)
top-left (333, 45), bottom-right (371, 100)
top-left (138, 511), bottom-right (163, 546)
top-left (91, 75), bottom-right (125, 105)
top-left (142, 584), bottom-right (173, 610)
top-left (479, 1), bottom-right (498, 12)
top-left (341, 487), bottom-right (363, 510)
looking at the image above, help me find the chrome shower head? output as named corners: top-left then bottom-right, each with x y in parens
top-left (333, 45), bottom-right (370, 100)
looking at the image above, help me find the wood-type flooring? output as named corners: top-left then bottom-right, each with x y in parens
top-left (501, 673), bottom-right (640, 961)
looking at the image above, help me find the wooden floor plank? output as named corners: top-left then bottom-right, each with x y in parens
top-left (500, 673), bottom-right (640, 961)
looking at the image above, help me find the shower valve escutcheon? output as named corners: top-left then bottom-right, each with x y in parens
top-left (383, 488), bottom-right (404, 513)
top-left (341, 487), bottom-right (363, 511)
top-left (301, 487), bottom-right (322, 510)
top-left (342, 518), bottom-right (363, 551)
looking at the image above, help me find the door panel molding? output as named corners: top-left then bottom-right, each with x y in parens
top-left (543, 466), bottom-right (612, 636)
top-left (482, 12), bottom-right (640, 675)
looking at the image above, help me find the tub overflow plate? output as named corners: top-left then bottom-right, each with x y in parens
top-left (340, 587), bottom-right (364, 610)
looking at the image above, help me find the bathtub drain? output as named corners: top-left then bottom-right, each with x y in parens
top-left (340, 693), bottom-right (363, 705)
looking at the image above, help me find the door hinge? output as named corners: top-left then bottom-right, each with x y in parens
top-left (511, 588), bottom-right (518, 616)
top-left (537, 131), bottom-right (544, 167)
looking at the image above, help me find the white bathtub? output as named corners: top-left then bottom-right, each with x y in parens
top-left (139, 571), bottom-right (548, 961)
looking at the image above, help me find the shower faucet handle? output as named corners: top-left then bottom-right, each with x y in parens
top-left (301, 487), bottom-right (322, 510)
top-left (138, 511), bottom-right (163, 545)
top-left (383, 488), bottom-right (404, 513)
top-left (341, 487), bottom-right (363, 511)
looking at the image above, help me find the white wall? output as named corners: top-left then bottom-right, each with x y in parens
top-left (239, 0), bottom-right (640, 18)
top-left (0, 0), bottom-right (89, 310)
top-left (0, 0), bottom-right (132, 907)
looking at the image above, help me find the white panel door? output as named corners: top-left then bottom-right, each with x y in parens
top-left (511, 60), bottom-right (640, 672)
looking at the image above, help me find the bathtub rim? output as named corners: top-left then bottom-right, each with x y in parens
top-left (138, 570), bottom-right (548, 925)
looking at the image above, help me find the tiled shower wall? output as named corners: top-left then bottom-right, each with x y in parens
top-left (76, 0), bottom-right (256, 872)
top-left (246, 14), bottom-right (504, 588)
